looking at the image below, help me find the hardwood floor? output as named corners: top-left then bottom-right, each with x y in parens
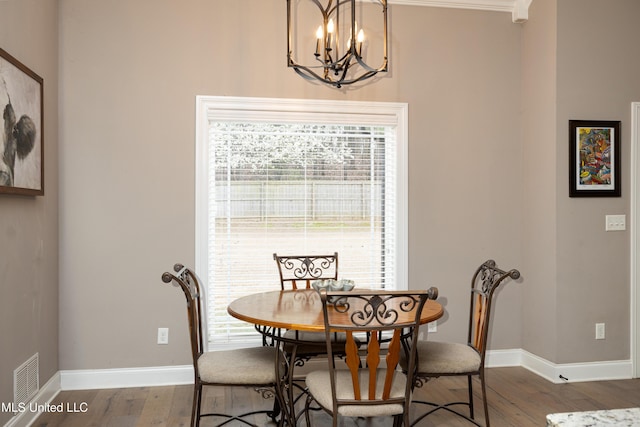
top-left (32, 367), bottom-right (640, 426)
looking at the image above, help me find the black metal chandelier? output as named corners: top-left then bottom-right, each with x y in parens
top-left (287, 0), bottom-right (388, 88)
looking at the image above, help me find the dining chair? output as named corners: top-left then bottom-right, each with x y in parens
top-left (271, 252), bottom-right (352, 416)
top-left (304, 288), bottom-right (439, 427)
top-left (161, 263), bottom-right (283, 427)
top-left (405, 259), bottom-right (520, 427)
top-left (271, 252), bottom-right (346, 348)
top-left (273, 252), bottom-right (339, 290)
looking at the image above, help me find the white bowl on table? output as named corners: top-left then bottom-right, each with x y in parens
top-left (311, 279), bottom-right (355, 304)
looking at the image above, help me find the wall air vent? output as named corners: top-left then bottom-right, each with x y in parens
top-left (14, 353), bottom-right (39, 406)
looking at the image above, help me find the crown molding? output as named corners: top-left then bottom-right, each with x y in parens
top-left (0, 1), bottom-right (531, 21)
top-left (0, 1), bottom-right (531, 22)
top-left (389, 0), bottom-right (532, 23)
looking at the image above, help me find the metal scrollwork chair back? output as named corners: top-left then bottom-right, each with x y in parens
top-left (273, 252), bottom-right (338, 290)
top-left (304, 288), bottom-right (439, 427)
top-left (271, 252), bottom-right (348, 352)
top-left (161, 264), bottom-right (282, 427)
top-left (407, 259), bottom-right (520, 427)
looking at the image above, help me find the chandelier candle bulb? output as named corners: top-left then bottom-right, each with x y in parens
top-left (315, 26), bottom-right (322, 55)
top-left (357, 29), bottom-right (364, 55)
top-left (326, 19), bottom-right (334, 51)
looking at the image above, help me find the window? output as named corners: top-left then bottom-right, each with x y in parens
top-left (195, 96), bottom-right (408, 348)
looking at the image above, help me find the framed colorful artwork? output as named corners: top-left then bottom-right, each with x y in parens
top-left (569, 120), bottom-right (620, 197)
top-left (0, 47), bottom-right (44, 196)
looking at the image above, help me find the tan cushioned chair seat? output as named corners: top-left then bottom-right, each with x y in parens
top-left (406, 341), bottom-right (481, 374)
top-left (198, 346), bottom-right (277, 384)
top-left (305, 369), bottom-right (407, 417)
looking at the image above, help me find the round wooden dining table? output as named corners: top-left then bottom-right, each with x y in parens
top-left (227, 288), bottom-right (444, 332)
top-left (227, 288), bottom-right (444, 426)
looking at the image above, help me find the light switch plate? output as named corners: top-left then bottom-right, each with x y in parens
top-left (157, 328), bottom-right (169, 344)
top-left (605, 215), bottom-right (626, 231)
top-left (595, 323), bottom-right (605, 340)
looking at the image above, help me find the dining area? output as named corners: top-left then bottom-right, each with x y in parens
top-left (160, 254), bottom-right (520, 427)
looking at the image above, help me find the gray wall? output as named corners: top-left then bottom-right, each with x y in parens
top-left (554, 0), bottom-right (640, 363)
top-left (58, 0), bottom-right (523, 370)
top-left (521, 0), bottom-right (559, 364)
top-left (0, 1), bottom-right (58, 425)
top-left (521, 0), bottom-right (640, 364)
top-left (56, 0), bottom-right (640, 370)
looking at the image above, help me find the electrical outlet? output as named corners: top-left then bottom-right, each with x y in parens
top-left (157, 327), bottom-right (169, 344)
top-left (428, 321), bottom-right (437, 333)
top-left (595, 323), bottom-right (605, 340)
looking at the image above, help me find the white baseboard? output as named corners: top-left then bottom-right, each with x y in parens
top-left (3, 372), bottom-right (60, 427)
top-left (518, 350), bottom-right (633, 384)
top-left (59, 365), bottom-right (193, 391)
top-left (483, 348), bottom-right (633, 384)
top-left (485, 348), bottom-right (523, 367)
top-left (55, 350), bottom-right (634, 390)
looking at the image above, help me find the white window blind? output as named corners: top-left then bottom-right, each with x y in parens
top-left (195, 97), bottom-right (408, 347)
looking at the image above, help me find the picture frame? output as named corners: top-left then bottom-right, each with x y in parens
top-left (569, 119), bottom-right (620, 198)
top-left (0, 47), bottom-right (44, 196)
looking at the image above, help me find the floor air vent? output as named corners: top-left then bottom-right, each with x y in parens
top-left (14, 353), bottom-right (39, 406)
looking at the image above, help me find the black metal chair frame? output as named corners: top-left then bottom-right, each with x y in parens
top-left (411, 259), bottom-right (520, 427)
top-left (161, 264), bottom-right (282, 427)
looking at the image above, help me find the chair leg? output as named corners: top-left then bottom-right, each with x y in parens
top-left (410, 375), bottom-right (486, 427)
top-left (467, 375), bottom-right (474, 419)
top-left (394, 413), bottom-right (407, 427)
top-left (268, 393), bottom-right (281, 424)
top-left (192, 382), bottom-right (202, 427)
top-left (479, 371), bottom-right (490, 427)
top-left (304, 393), bottom-right (313, 427)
